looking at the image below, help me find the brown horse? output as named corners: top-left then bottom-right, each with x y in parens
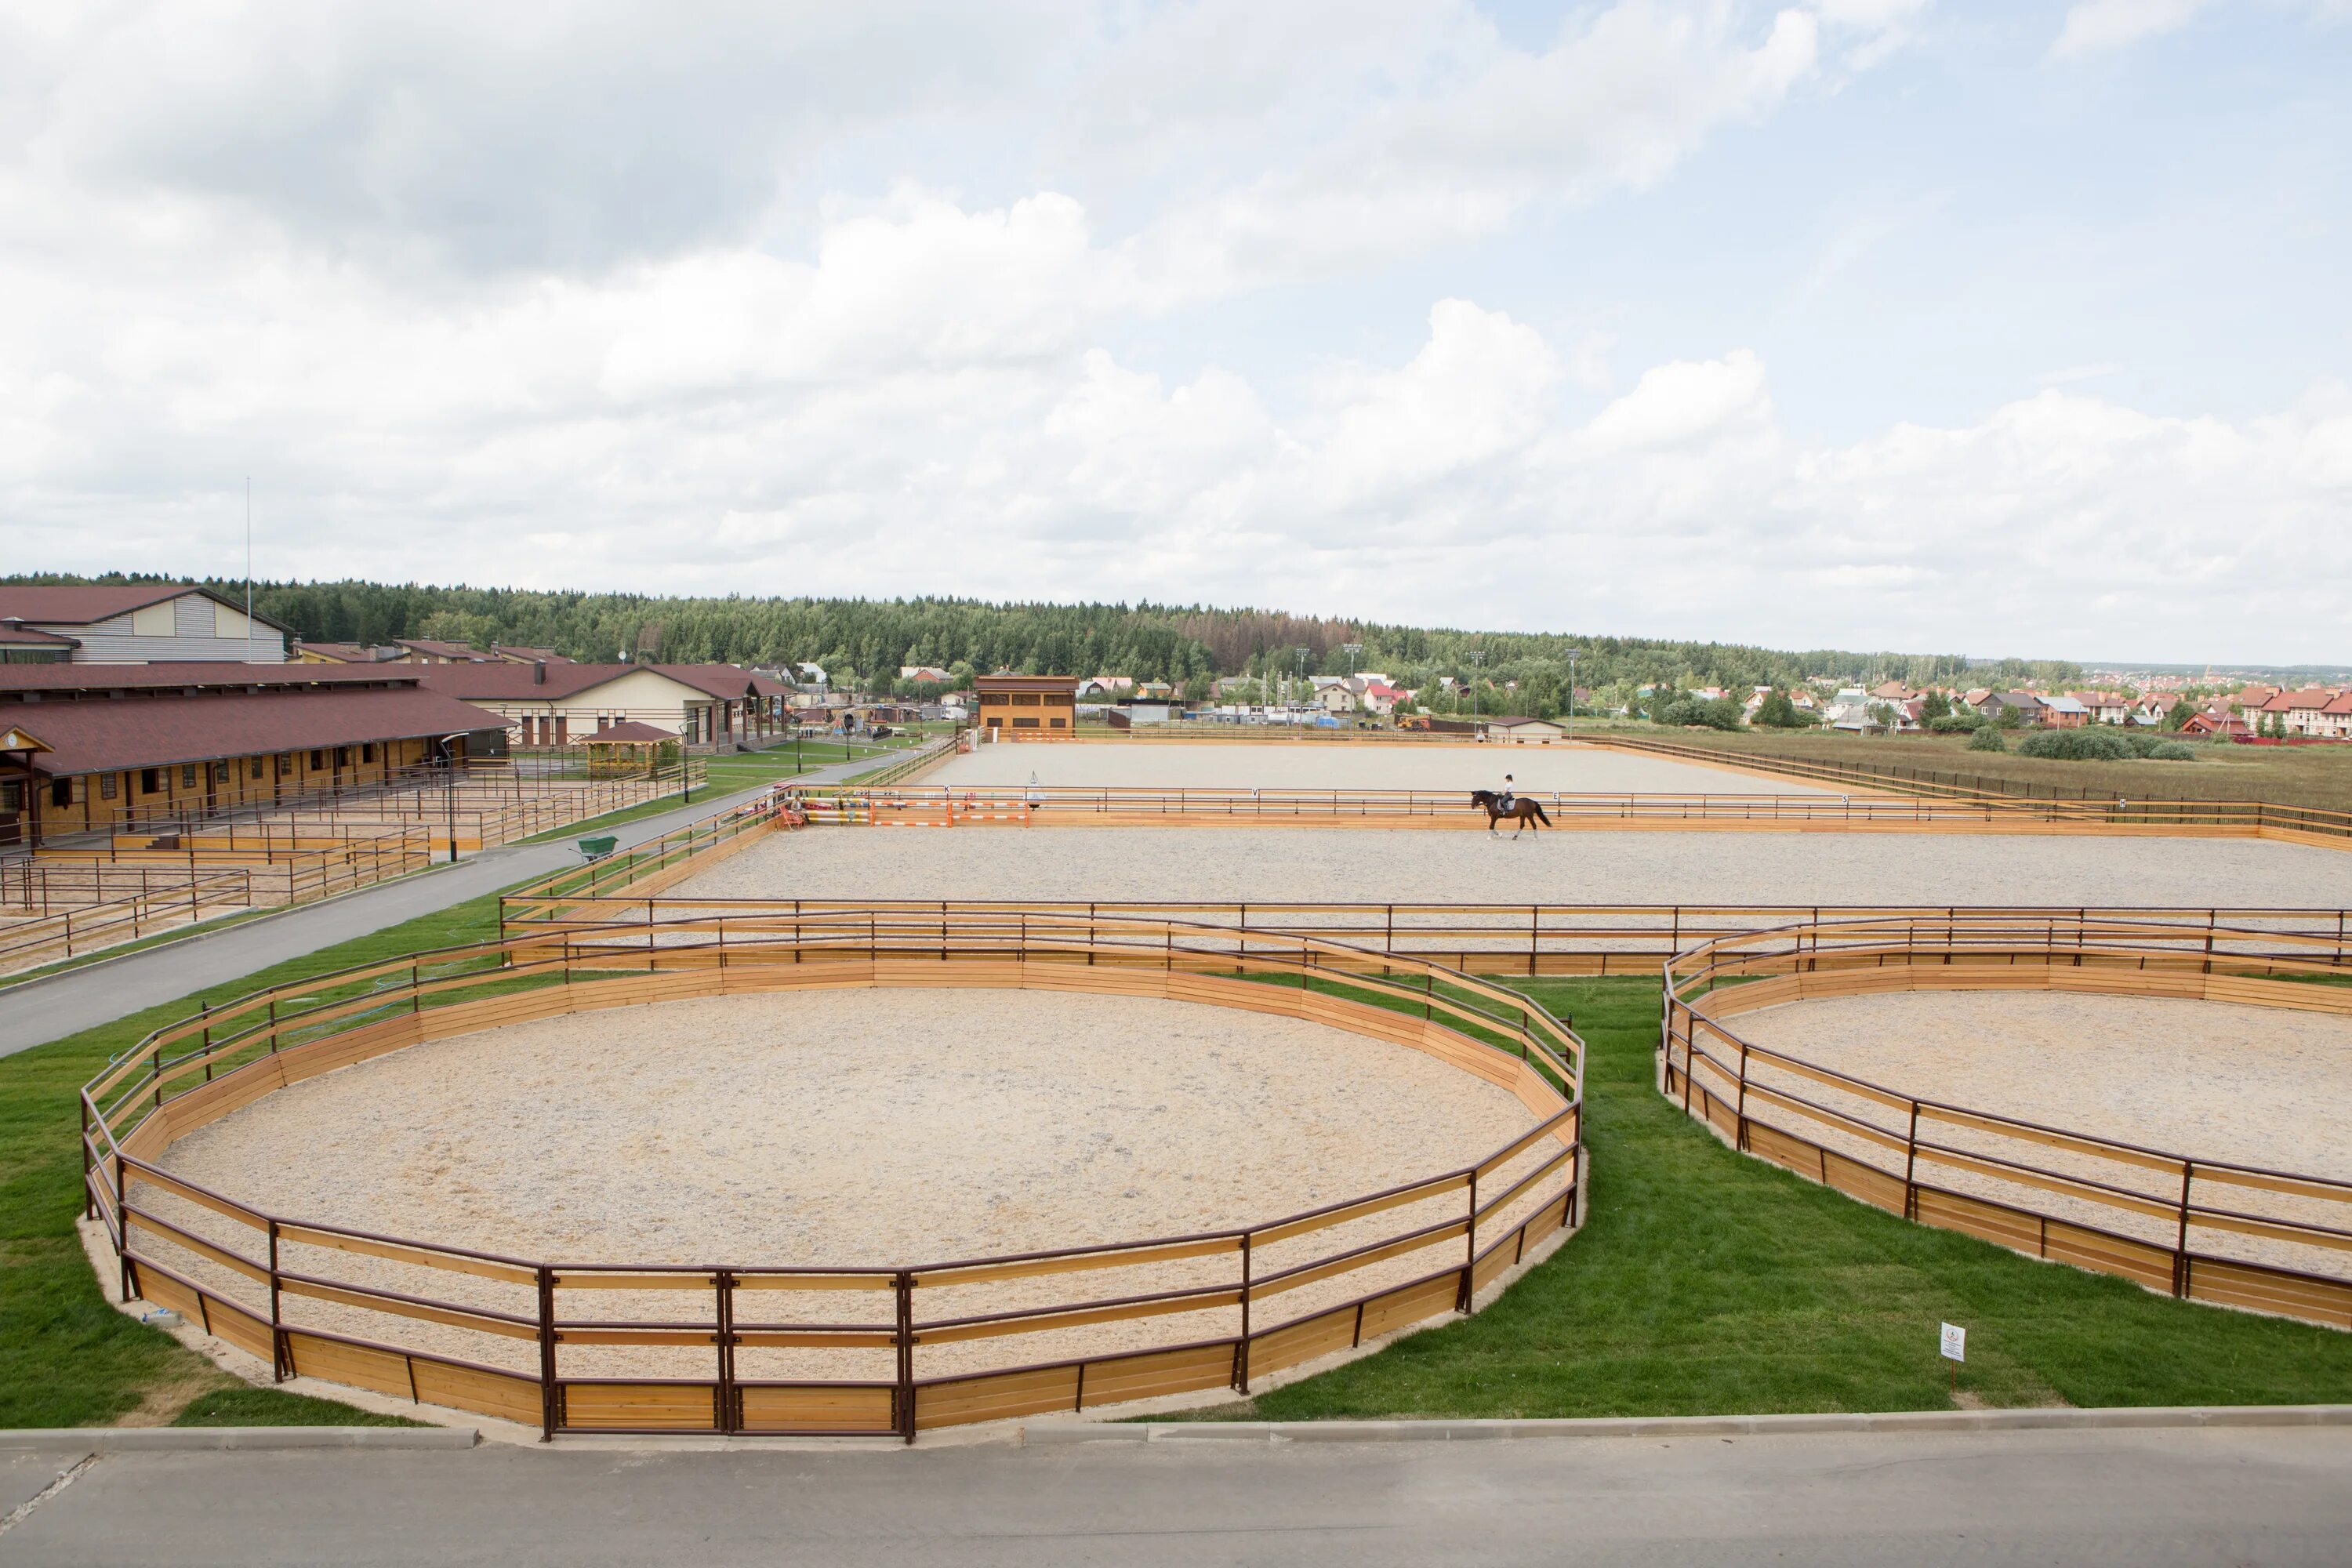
top-left (1470, 789), bottom-right (1552, 837)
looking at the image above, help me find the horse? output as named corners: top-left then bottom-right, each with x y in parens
top-left (1470, 789), bottom-right (1552, 837)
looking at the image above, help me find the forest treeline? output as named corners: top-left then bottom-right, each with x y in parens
top-left (5, 572), bottom-right (2082, 706)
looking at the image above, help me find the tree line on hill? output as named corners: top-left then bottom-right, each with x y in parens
top-left (4, 572), bottom-right (2082, 715)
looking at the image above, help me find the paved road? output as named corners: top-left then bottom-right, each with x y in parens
top-left (0, 750), bottom-right (895, 1058)
top-left (5, 1427), bottom-right (2348, 1566)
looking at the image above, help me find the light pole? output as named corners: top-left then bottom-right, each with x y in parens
top-left (1563, 648), bottom-right (1585, 742)
top-left (1468, 650), bottom-right (1484, 725)
top-left (437, 732), bottom-right (465, 863)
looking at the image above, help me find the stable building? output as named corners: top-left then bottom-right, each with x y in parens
top-left (0, 665), bottom-right (507, 846)
top-left (0, 583), bottom-right (290, 664)
top-left (411, 662), bottom-right (795, 749)
top-left (974, 674), bottom-right (1078, 734)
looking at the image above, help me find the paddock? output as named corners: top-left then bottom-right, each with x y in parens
top-left (671, 825), bottom-right (2352, 911)
top-left (927, 740), bottom-right (1832, 794)
top-left (89, 920), bottom-right (1581, 1437)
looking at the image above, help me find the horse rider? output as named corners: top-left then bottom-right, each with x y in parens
top-left (1497, 773), bottom-right (1515, 815)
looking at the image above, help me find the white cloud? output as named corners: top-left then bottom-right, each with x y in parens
top-left (2051, 0), bottom-right (2221, 58)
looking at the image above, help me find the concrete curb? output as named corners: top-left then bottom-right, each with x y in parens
top-left (0, 1427), bottom-right (480, 1453)
top-left (1022, 1405), bottom-right (2352, 1444)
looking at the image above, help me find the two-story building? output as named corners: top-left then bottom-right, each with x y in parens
top-left (0, 583), bottom-right (289, 664)
top-left (974, 674), bottom-right (1078, 735)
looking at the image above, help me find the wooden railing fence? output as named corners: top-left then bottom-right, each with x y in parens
top-left (82, 913), bottom-right (1582, 1440)
top-left (1661, 915), bottom-right (2352, 1330)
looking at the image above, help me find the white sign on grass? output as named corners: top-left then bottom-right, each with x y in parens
top-left (1940, 1322), bottom-right (1966, 1363)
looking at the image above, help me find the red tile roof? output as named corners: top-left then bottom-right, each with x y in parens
top-left (0, 663), bottom-right (424, 693)
top-left (9, 687), bottom-right (507, 776)
top-left (0, 583), bottom-right (292, 631)
top-left (410, 662), bottom-right (788, 702)
top-left (582, 720), bottom-right (676, 743)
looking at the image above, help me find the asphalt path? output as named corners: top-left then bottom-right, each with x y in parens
top-left (0, 751), bottom-right (889, 1059)
top-left (5, 1427), bottom-right (2349, 1566)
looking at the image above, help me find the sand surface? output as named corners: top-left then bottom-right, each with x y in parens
top-left (674, 827), bottom-right (2352, 912)
top-left (141, 989), bottom-right (1563, 1385)
top-left (1719, 990), bottom-right (2352, 1276)
top-left (929, 741), bottom-right (1824, 794)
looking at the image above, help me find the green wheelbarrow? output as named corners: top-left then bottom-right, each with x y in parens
top-left (576, 834), bottom-right (619, 862)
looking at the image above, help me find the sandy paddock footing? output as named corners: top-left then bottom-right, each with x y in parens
top-left (135, 989), bottom-right (1566, 1386)
top-left (927, 742), bottom-right (1831, 794)
top-left (1721, 991), bottom-right (2352, 1278)
top-left (671, 826), bottom-right (2352, 913)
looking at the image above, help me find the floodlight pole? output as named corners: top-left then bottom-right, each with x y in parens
top-left (1564, 648), bottom-right (1584, 742)
top-left (437, 732), bottom-right (465, 863)
top-left (1469, 650), bottom-right (1483, 724)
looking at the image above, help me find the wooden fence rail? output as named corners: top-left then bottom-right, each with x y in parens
top-left (1659, 915), bottom-right (2352, 1330)
top-left (82, 913), bottom-right (1583, 1440)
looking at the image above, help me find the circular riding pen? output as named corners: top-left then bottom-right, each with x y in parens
top-left (80, 914), bottom-right (1582, 1441)
top-left (1661, 915), bottom-right (2352, 1330)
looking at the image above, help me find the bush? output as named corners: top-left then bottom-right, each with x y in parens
top-left (1967, 723), bottom-right (2007, 752)
top-left (1928, 713), bottom-right (1982, 733)
top-left (2147, 740), bottom-right (2198, 760)
top-left (2016, 728), bottom-right (2136, 760)
top-left (1653, 695), bottom-right (1744, 731)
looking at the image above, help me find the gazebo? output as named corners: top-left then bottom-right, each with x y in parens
top-left (579, 720), bottom-right (681, 779)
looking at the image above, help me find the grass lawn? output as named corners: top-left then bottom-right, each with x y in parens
top-left (0, 890), bottom-right (510, 1428)
top-left (10, 934), bottom-right (2350, 1430)
top-left (1220, 977), bottom-right (2352, 1419)
top-left (1629, 725), bottom-right (2352, 816)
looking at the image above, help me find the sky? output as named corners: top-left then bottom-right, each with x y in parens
top-left (1, 1), bottom-right (2347, 663)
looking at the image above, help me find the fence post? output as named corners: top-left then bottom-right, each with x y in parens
top-left (269, 1218), bottom-right (286, 1380)
top-left (1904, 1102), bottom-right (1922, 1220)
top-left (114, 1152), bottom-right (132, 1302)
top-left (714, 1269), bottom-right (738, 1433)
top-left (537, 1266), bottom-right (557, 1441)
top-left (894, 1270), bottom-right (916, 1444)
top-left (2173, 1161), bottom-right (2194, 1298)
top-left (1234, 1233), bottom-right (1253, 1392)
top-left (1459, 1169), bottom-right (1478, 1312)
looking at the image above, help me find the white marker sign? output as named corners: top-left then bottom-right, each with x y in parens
top-left (1940, 1322), bottom-right (1966, 1363)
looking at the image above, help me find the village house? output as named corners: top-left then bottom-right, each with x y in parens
top-left (2256, 688), bottom-right (2352, 739)
top-left (2181, 707), bottom-right (2251, 739)
top-left (0, 583), bottom-right (289, 664)
top-left (2037, 694), bottom-right (2089, 728)
top-left (2074, 693), bottom-right (2132, 725)
top-left (0, 664), bottom-right (506, 847)
top-left (898, 666), bottom-right (953, 684)
top-left (410, 662), bottom-right (794, 749)
top-left (1975, 691), bottom-right (2045, 727)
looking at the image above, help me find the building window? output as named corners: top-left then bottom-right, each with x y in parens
top-left (249, 757), bottom-right (265, 779)
top-left (100, 773), bottom-right (118, 800)
top-left (278, 753), bottom-right (293, 775)
top-left (212, 761), bottom-right (229, 784)
top-left (0, 781), bottom-right (17, 813)
top-left (1048, 717), bottom-right (1066, 728)
top-left (309, 750), bottom-right (325, 770)
top-left (361, 742), bottom-right (376, 763)
top-left (1013, 717), bottom-right (1039, 728)
top-left (1014, 693), bottom-right (1041, 706)
top-left (140, 768), bottom-right (160, 794)
top-left (51, 777), bottom-right (72, 808)
top-left (180, 764), bottom-right (198, 788)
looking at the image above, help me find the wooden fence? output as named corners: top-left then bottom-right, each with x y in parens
top-left (82, 913), bottom-right (1583, 1440)
top-left (499, 890), bottom-right (2352, 980)
top-left (1660, 915), bottom-right (2352, 1330)
top-left (1592, 735), bottom-right (2352, 847)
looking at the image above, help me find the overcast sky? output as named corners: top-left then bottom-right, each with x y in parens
top-left (2, 2), bottom-right (2347, 662)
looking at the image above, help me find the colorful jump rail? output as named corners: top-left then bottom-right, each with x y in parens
top-left (81, 913), bottom-right (1582, 1441)
top-left (1661, 915), bottom-right (2352, 1330)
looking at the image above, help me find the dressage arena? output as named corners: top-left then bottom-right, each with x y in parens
top-left (925, 740), bottom-right (1831, 794)
top-left (82, 735), bottom-right (2352, 1438)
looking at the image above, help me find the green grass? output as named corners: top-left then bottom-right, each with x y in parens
top-left (13, 928), bottom-right (2352, 1430)
top-left (172, 1385), bottom-right (424, 1427)
top-left (0, 887), bottom-right (512, 1428)
top-left (1218, 977), bottom-right (2352, 1419)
